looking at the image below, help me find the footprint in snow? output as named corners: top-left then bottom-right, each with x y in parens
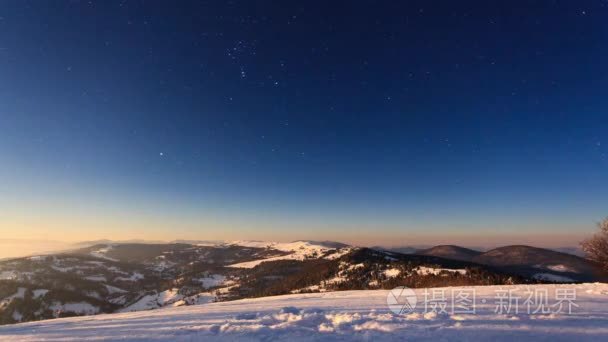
top-left (279, 306), bottom-right (301, 315)
top-left (234, 313), bottom-right (258, 320)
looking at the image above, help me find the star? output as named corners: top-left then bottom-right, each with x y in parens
top-left (159, 152), bottom-right (164, 156)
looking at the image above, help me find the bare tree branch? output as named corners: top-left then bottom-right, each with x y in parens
top-left (581, 217), bottom-right (608, 272)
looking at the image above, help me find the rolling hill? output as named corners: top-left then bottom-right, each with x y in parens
top-left (417, 245), bottom-right (482, 262)
top-left (418, 244), bottom-right (605, 283)
top-left (0, 241), bottom-right (606, 326)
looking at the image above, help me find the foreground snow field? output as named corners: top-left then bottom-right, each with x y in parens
top-left (1, 283), bottom-right (607, 341)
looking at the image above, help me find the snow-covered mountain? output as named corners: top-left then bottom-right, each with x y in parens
top-left (1, 283), bottom-right (607, 341)
top-left (0, 241), bottom-right (605, 327)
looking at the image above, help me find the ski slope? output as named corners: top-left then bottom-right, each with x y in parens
top-left (1, 283), bottom-right (607, 341)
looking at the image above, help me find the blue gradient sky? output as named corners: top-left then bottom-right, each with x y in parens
top-left (0, 1), bottom-right (606, 245)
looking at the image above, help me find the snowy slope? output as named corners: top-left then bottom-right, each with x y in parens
top-left (1, 283), bottom-right (607, 341)
top-left (227, 240), bottom-right (351, 268)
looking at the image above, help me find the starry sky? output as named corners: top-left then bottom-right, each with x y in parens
top-left (0, 1), bottom-right (606, 246)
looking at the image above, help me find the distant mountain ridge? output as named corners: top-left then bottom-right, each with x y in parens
top-left (472, 245), bottom-right (600, 277)
top-left (418, 244), bottom-right (604, 282)
top-left (1, 241), bottom-right (605, 326)
top-left (418, 245), bottom-right (482, 261)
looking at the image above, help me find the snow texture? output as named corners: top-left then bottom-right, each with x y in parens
top-left (1, 283), bottom-right (607, 341)
top-left (195, 274), bottom-right (228, 289)
top-left (416, 266), bottom-right (468, 276)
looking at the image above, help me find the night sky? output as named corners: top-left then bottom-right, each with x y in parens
top-left (1, 1), bottom-right (607, 245)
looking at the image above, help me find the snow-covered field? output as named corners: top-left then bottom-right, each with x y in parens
top-left (1, 283), bottom-right (607, 341)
